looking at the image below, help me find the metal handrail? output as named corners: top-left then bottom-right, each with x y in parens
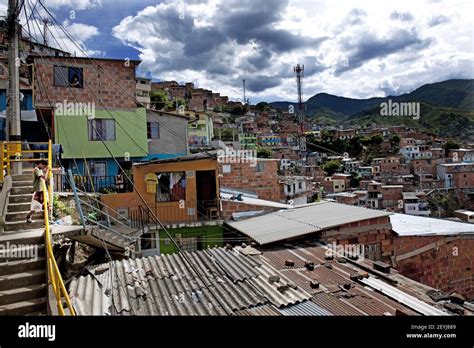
top-left (41, 179), bottom-right (75, 316)
top-left (42, 139), bottom-right (75, 316)
top-left (0, 141), bottom-right (50, 183)
top-left (0, 140), bottom-right (74, 314)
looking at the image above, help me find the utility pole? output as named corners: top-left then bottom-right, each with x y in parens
top-left (42, 18), bottom-right (49, 46)
top-left (6, 0), bottom-right (22, 174)
top-left (294, 64), bottom-right (306, 156)
top-left (242, 79), bottom-right (246, 105)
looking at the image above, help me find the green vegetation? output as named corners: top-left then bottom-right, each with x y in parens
top-left (427, 192), bottom-right (460, 218)
top-left (271, 79), bottom-right (474, 141)
top-left (443, 139), bottom-right (460, 156)
top-left (322, 160), bottom-right (341, 176)
top-left (256, 145), bottom-right (272, 159)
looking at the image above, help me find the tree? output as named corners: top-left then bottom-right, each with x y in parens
top-left (370, 134), bottom-right (384, 145)
top-left (443, 140), bottom-right (460, 156)
top-left (150, 90), bottom-right (171, 110)
top-left (256, 145), bottom-right (272, 159)
top-left (256, 102), bottom-right (268, 111)
top-left (322, 160), bottom-right (341, 176)
top-left (389, 134), bottom-right (400, 147)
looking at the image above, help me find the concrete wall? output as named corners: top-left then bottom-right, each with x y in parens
top-left (146, 110), bottom-right (188, 157)
top-left (54, 108), bottom-right (148, 159)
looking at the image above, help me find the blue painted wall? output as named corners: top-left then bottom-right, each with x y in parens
top-left (0, 90), bottom-right (33, 111)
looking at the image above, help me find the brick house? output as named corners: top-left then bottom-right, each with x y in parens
top-left (390, 213), bottom-right (474, 300)
top-left (31, 55), bottom-right (148, 184)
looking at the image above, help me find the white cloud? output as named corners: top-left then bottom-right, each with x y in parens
top-left (45, 0), bottom-right (102, 11)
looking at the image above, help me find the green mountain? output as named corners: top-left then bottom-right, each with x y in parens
top-left (270, 79), bottom-right (474, 140)
top-left (270, 79), bottom-right (473, 117)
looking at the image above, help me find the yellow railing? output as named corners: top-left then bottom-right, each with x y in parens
top-left (0, 140), bottom-right (75, 315)
top-left (0, 141), bottom-right (52, 183)
top-left (43, 140), bottom-right (75, 315)
top-left (41, 178), bottom-right (76, 316)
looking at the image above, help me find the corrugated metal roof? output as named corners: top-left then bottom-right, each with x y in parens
top-left (248, 264), bottom-right (312, 308)
top-left (390, 213), bottom-right (474, 236)
top-left (69, 244), bottom-right (468, 316)
top-left (258, 249), bottom-right (307, 270)
top-left (69, 248), bottom-right (266, 316)
top-left (278, 300), bottom-right (332, 316)
top-left (279, 269), bottom-right (322, 295)
top-left (235, 304), bottom-right (281, 316)
top-left (206, 247), bottom-right (261, 282)
top-left (226, 202), bottom-right (391, 245)
top-left (311, 292), bottom-right (364, 315)
top-left (360, 277), bottom-right (449, 315)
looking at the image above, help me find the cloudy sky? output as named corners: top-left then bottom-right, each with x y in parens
top-left (1, 0), bottom-right (473, 102)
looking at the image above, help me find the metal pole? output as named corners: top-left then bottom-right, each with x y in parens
top-left (68, 169), bottom-right (86, 229)
top-left (6, 0), bottom-right (22, 174)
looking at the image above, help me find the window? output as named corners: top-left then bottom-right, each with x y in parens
top-left (156, 172), bottom-right (186, 202)
top-left (256, 162), bottom-right (265, 172)
top-left (298, 182), bottom-right (303, 190)
top-left (177, 237), bottom-right (197, 252)
top-left (147, 122), bottom-right (160, 139)
top-left (88, 119), bottom-right (116, 141)
top-left (88, 161), bottom-right (107, 177)
top-left (54, 66), bottom-right (83, 88)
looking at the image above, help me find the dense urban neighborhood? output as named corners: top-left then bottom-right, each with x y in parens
top-left (0, 0), bottom-right (473, 328)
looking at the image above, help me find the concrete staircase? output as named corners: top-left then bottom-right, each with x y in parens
top-left (4, 174), bottom-right (44, 232)
top-left (0, 174), bottom-right (48, 315)
top-left (0, 233), bottom-right (47, 315)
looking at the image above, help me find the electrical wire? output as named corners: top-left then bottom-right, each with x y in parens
top-left (23, 0), bottom-right (233, 315)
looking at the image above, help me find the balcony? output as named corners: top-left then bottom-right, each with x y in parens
top-left (128, 199), bottom-right (221, 228)
top-left (136, 95), bottom-right (151, 105)
top-left (136, 82), bottom-right (151, 92)
top-left (54, 174), bottom-right (133, 193)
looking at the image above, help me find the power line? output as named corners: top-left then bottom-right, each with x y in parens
top-left (23, 0), bottom-right (233, 315)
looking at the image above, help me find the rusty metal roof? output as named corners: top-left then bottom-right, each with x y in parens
top-left (69, 244), bottom-right (470, 316)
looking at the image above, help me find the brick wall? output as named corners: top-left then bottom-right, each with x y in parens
top-left (393, 235), bottom-right (474, 300)
top-left (219, 160), bottom-right (281, 201)
top-left (319, 216), bottom-right (394, 262)
top-left (220, 201), bottom-right (279, 220)
top-left (33, 57), bottom-right (138, 109)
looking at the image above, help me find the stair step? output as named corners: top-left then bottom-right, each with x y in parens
top-left (11, 186), bottom-right (33, 195)
top-left (4, 220), bottom-right (44, 232)
top-left (8, 194), bottom-right (34, 204)
top-left (0, 269), bottom-right (46, 291)
top-left (11, 180), bottom-right (32, 188)
top-left (5, 211), bottom-right (43, 222)
top-left (0, 257), bottom-right (46, 275)
top-left (0, 245), bottom-right (45, 263)
top-left (0, 297), bottom-right (47, 315)
top-left (7, 202), bottom-right (32, 212)
top-left (0, 283), bottom-right (47, 306)
top-left (11, 174), bottom-right (32, 182)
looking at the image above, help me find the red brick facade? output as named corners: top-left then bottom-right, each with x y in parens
top-left (318, 216), bottom-right (393, 262)
top-left (219, 159), bottom-right (281, 201)
top-left (33, 56), bottom-right (139, 109)
top-left (393, 236), bottom-right (474, 300)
